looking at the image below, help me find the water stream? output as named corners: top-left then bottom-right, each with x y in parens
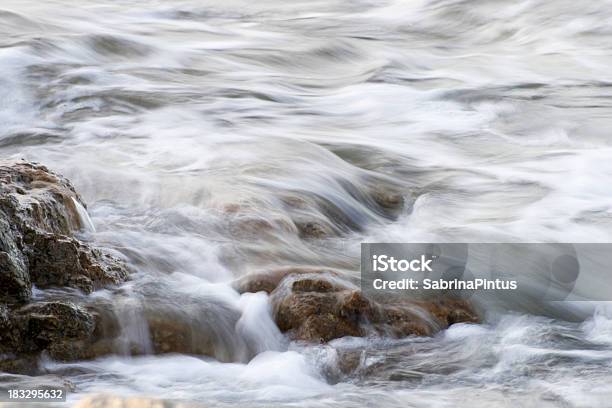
top-left (2, 0), bottom-right (612, 406)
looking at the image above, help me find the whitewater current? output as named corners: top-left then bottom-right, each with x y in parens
top-left (2, 0), bottom-right (612, 407)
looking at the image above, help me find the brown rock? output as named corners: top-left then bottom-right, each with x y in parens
top-left (0, 303), bottom-right (20, 352)
top-left (232, 266), bottom-right (344, 294)
top-left (294, 220), bottom-right (334, 239)
top-left (16, 302), bottom-right (95, 360)
top-left (26, 234), bottom-right (127, 293)
top-left (136, 289), bottom-right (244, 362)
top-left (0, 300), bottom-right (105, 373)
top-left (0, 160), bottom-right (83, 235)
top-left (0, 355), bottom-right (39, 375)
top-left (274, 289), bottom-right (363, 342)
top-left (241, 268), bottom-right (479, 343)
top-left (369, 184), bottom-right (405, 216)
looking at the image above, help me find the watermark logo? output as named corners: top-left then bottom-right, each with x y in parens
top-left (361, 243), bottom-right (612, 302)
top-left (371, 254), bottom-right (435, 272)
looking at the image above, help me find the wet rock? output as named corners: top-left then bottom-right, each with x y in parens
top-left (233, 271), bottom-right (282, 294)
top-left (120, 279), bottom-right (248, 361)
top-left (375, 303), bottom-right (433, 337)
top-left (0, 301), bottom-right (101, 373)
top-left (26, 234), bottom-right (127, 293)
top-left (369, 184), bottom-right (405, 215)
top-left (0, 217), bottom-right (30, 303)
top-left (277, 179), bottom-right (407, 240)
top-left (233, 266), bottom-right (344, 295)
top-left (143, 301), bottom-right (244, 362)
top-left (0, 160), bottom-right (129, 373)
top-left (418, 298), bottom-right (480, 327)
top-left (297, 195), bottom-right (364, 237)
top-left (271, 274), bottom-right (370, 342)
top-left (0, 160), bottom-right (128, 297)
top-left (16, 302), bottom-right (95, 360)
top-left (144, 307), bottom-right (218, 356)
top-left (219, 177), bottom-right (408, 246)
top-left (274, 288), bottom-right (365, 342)
top-left (0, 304), bottom-right (21, 352)
top-left (294, 219), bottom-right (334, 239)
top-left (240, 269), bottom-right (479, 343)
top-left (0, 354), bottom-right (39, 375)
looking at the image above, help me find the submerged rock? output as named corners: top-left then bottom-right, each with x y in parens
top-left (281, 179), bottom-right (407, 240)
top-left (239, 268), bottom-right (479, 343)
top-left (143, 301), bottom-right (242, 361)
top-left (0, 160), bottom-right (128, 373)
top-left (233, 266), bottom-right (345, 295)
top-left (87, 278), bottom-right (251, 362)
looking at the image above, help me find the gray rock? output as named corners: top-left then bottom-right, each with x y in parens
top-left (0, 214), bottom-right (30, 303)
top-left (0, 160), bottom-right (129, 373)
top-left (0, 160), bottom-right (128, 301)
top-left (16, 302), bottom-right (95, 358)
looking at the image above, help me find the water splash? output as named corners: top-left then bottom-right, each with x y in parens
top-left (72, 197), bottom-right (96, 233)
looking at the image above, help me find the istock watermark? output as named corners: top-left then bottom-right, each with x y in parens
top-left (371, 254), bottom-right (434, 272)
top-left (361, 243), bottom-right (612, 302)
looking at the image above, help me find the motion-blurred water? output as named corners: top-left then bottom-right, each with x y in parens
top-left (2, 0), bottom-right (612, 406)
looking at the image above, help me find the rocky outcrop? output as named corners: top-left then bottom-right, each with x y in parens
top-left (237, 267), bottom-right (479, 343)
top-left (0, 159), bottom-right (475, 375)
top-left (0, 160), bottom-right (127, 301)
top-left (0, 160), bottom-right (128, 373)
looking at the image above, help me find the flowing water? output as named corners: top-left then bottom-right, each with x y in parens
top-left (2, 0), bottom-right (612, 406)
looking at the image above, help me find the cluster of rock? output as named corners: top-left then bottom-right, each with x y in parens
top-left (0, 160), bottom-right (479, 375)
top-left (0, 160), bottom-right (128, 373)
